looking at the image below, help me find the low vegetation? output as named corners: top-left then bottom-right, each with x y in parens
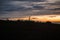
top-left (0, 20), bottom-right (60, 40)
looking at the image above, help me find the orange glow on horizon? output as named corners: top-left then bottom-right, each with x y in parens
top-left (9, 15), bottom-right (60, 22)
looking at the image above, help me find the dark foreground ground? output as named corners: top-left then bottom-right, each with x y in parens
top-left (0, 20), bottom-right (60, 40)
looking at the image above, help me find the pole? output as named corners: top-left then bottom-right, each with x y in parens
top-left (6, 18), bottom-right (9, 21)
top-left (29, 16), bottom-right (31, 21)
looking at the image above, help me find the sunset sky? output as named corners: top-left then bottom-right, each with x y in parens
top-left (8, 15), bottom-right (60, 23)
top-left (0, 0), bottom-right (60, 22)
top-left (0, 0), bottom-right (60, 17)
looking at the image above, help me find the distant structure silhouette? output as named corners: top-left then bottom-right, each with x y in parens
top-left (6, 18), bottom-right (9, 21)
top-left (29, 16), bottom-right (31, 21)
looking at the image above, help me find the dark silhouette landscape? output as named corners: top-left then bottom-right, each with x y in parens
top-left (0, 20), bottom-right (60, 40)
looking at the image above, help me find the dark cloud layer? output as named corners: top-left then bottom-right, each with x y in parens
top-left (48, 1), bottom-right (60, 5)
top-left (0, 0), bottom-right (45, 2)
top-left (0, 0), bottom-right (60, 18)
top-left (0, 0), bottom-right (45, 12)
top-left (13, 0), bottom-right (45, 2)
top-left (1, 4), bottom-right (44, 12)
top-left (33, 5), bottom-right (44, 10)
top-left (2, 6), bottom-right (26, 11)
top-left (49, 8), bottom-right (60, 10)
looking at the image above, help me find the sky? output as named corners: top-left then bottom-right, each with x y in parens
top-left (0, 0), bottom-right (60, 18)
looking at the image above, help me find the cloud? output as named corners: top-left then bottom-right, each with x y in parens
top-left (14, 0), bottom-right (46, 2)
top-left (0, 0), bottom-right (60, 18)
top-left (0, 0), bottom-right (46, 2)
top-left (33, 5), bottom-right (44, 10)
top-left (44, 0), bottom-right (60, 11)
top-left (1, 9), bottom-right (60, 18)
top-left (1, 1), bottom-right (45, 12)
top-left (48, 8), bottom-right (60, 10)
top-left (46, 0), bottom-right (60, 3)
top-left (47, 1), bottom-right (60, 5)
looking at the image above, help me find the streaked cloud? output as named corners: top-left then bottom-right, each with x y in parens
top-left (0, 0), bottom-right (60, 18)
top-left (13, 0), bottom-right (46, 2)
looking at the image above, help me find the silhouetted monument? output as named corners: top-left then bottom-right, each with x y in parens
top-left (29, 16), bottom-right (31, 21)
top-left (6, 18), bottom-right (9, 21)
